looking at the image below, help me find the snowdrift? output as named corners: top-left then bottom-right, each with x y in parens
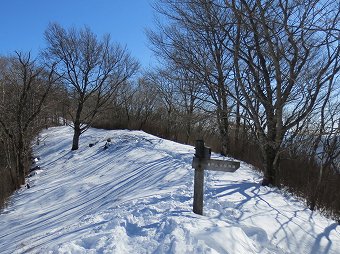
top-left (0, 126), bottom-right (339, 253)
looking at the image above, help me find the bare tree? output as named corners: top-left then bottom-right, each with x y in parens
top-left (0, 52), bottom-right (56, 186)
top-left (145, 69), bottom-right (179, 138)
top-left (229, 0), bottom-right (340, 185)
top-left (131, 77), bottom-right (159, 130)
top-left (172, 67), bottom-right (205, 144)
top-left (44, 23), bottom-right (139, 150)
top-left (113, 82), bottom-right (136, 129)
top-left (150, 0), bottom-right (339, 187)
top-left (148, 0), bottom-right (235, 155)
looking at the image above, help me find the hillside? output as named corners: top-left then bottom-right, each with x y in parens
top-left (0, 126), bottom-right (339, 253)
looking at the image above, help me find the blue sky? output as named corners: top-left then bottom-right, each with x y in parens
top-left (0, 0), bottom-right (156, 68)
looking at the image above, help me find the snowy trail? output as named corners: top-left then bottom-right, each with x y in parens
top-left (0, 126), bottom-right (339, 253)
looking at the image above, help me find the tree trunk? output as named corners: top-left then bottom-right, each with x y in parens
top-left (219, 127), bottom-right (229, 156)
top-left (185, 119), bottom-right (192, 144)
top-left (262, 145), bottom-right (279, 186)
top-left (17, 155), bottom-right (25, 186)
top-left (310, 159), bottom-right (330, 211)
top-left (8, 167), bottom-right (19, 189)
top-left (166, 109), bottom-right (172, 138)
top-left (234, 100), bottom-right (241, 155)
top-left (4, 141), bottom-right (20, 189)
top-left (71, 124), bottom-right (81, 150)
top-left (71, 100), bottom-right (84, 151)
top-left (17, 133), bottom-right (26, 186)
top-left (217, 108), bottom-right (229, 156)
top-left (184, 98), bottom-right (195, 144)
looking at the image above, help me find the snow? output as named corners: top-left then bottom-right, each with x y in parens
top-left (0, 126), bottom-right (339, 254)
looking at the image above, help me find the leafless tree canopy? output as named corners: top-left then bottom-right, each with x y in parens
top-left (0, 52), bottom-right (57, 189)
top-left (44, 23), bottom-right (139, 150)
top-left (147, 0), bottom-right (340, 186)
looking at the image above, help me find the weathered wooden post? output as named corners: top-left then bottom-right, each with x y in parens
top-left (193, 140), bottom-right (211, 215)
top-left (192, 139), bottom-right (240, 215)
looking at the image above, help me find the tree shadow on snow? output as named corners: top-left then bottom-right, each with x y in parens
top-left (311, 223), bottom-right (339, 254)
top-left (204, 179), bottom-right (339, 254)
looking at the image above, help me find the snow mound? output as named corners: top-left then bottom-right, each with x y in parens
top-left (0, 126), bottom-right (339, 253)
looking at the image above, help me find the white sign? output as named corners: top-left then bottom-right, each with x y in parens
top-left (192, 157), bottom-right (240, 172)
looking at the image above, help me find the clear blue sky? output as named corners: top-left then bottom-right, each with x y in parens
top-left (0, 0), bottom-right (156, 68)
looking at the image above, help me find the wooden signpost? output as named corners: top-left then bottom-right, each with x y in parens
top-left (192, 140), bottom-right (240, 215)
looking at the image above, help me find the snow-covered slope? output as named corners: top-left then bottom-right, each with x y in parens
top-left (0, 126), bottom-right (339, 253)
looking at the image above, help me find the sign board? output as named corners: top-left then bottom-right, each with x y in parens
top-left (192, 139), bottom-right (241, 215)
top-left (192, 157), bottom-right (240, 172)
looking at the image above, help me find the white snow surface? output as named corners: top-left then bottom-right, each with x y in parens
top-left (0, 126), bottom-right (339, 254)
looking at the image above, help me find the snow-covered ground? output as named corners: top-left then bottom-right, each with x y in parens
top-left (0, 126), bottom-right (339, 253)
